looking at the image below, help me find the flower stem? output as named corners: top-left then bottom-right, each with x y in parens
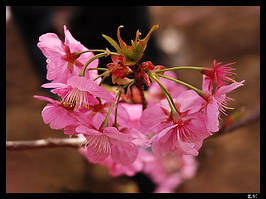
top-left (75, 49), bottom-right (120, 57)
top-left (156, 66), bottom-right (203, 73)
top-left (113, 79), bottom-right (135, 128)
top-left (100, 80), bottom-right (134, 130)
top-left (93, 71), bottom-right (110, 82)
top-left (157, 73), bottom-right (204, 96)
top-left (87, 68), bottom-right (108, 71)
top-left (75, 49), bottom-right (106, 56)
top-left (79, 51), bottom-right (120, 77)
top-left (100, 102), bottom-right (115, 130)
top-left (80, 53), bottom-right (107, 77)
top-left (149, 72), bottom-right (177, 116)
top-left (113, 90), bottom-right (122, 129)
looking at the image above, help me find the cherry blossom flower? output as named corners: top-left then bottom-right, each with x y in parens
top-left (201, 75), bottom-right (245, 132)
top-left (141, 90), bottom-right (210, 156)
top-left (92, 155), bottom-right (144, 177)
top-left (37, 25), bottom-right (98, 83)
top-left (34, 24), bottom-right (246, 193)
top-left (202, 59), bottom-right (236, 88)
top-left (33, 95), bottom-right (80, 130)
top-left (41, 76), bottom-right (114, 111)
top-left (76, 122), bottom-right (138, 165)
top-left (142, 153), bottom-right (197, 193)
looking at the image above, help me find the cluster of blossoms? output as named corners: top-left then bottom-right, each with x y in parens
top-left (34, 25), bottom-right (244, 192)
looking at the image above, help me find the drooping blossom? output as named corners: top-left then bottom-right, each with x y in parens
top-left (202, 59), bottom-right (236, 88)
top-left (37, 25), bottom-right (99, 83)
top-left (76, 117), bottom-right (139, 165)
top-left (41, 76), bottom-right (114, 111)
top-left (119, 103), bottom-right (150, 147)
top-left (90, 154), bottom-right (144, 177)
top-left (142, 153), bottom-right (198, 193)
top-left (201, 75), bottom-right (245, 132)
top-left (141, 90), bottom-right (210, 156)
top-left (33, 95), bottom-right (81, 130)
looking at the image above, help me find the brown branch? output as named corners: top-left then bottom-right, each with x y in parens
top-left (6, 110), bottom-right (260, 151)
top-left (6, 137), bottom-right (85, 151)
top-left (209, 109), bottom-right (260, 139)
top-left (132, 63), bottom-right (148, 110)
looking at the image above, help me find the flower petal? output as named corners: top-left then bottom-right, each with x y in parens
top-left (206, 99), bottom-right (220, 132)
top-left (104, 127), bottom-right (133, 142)
top-left (140, 104), bottom-right (168, 134)
top-left (33, 95), bottom-right (59, 105)
top-left (215, 80), bottom-right (245, 97)
top-left (80, 135), bottom-right (111, 163)
top-left (41, 104), bottom-right (77, 129)
top-left (67, 76), bottom-right (115, 102)
top-left (110, 139), bottom-right (138, 165)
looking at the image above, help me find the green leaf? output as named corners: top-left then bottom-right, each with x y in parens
top-left (102, 34), bottom-right (121, 52)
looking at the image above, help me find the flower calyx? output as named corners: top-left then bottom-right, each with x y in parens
top-left (102, 24), bottom-right (159, 66)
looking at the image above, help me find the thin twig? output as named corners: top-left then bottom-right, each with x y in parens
top-left (209, 109), bottom-right (260, 139)
top-left (6, 110), bottom-right (260, 150)
top-left (6, 137), bottom-right (85, 151)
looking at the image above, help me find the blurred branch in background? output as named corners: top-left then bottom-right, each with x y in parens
top-left (209, 108), bottom-right (260, 139)
top-left (6, 109), bottom-right (260, 151)
top-left (6, 137), bottom-right (84, 150)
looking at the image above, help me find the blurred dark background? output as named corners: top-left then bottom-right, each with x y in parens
top-left (6, 6), bottom-right (260, 193)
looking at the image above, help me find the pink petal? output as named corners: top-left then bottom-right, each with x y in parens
top-left (186, 113), bottom-right (212, 139)
top-left (206, 99), bottom-right (220, 132)
top-left (64, 25), bottom-right (80, 46)
top-left (67, 76), bottom-right (115, 102)
top-left (80, 135), bottom-right (111, 163)
top-left (151, 125), bottom-right (178, 156)
top-left (41, 104), bottom-right (77, 129)
top-left (114, 104), bottom-right (130, 126)
top-left (215, 80), bottom-right (245, 97)
top-left (151, 124), bottom-right (178, 143)
top-left (110, 139), bottom-right (138, 165)
top-left (124, 128), bottom-right (151, 147)
top-left (91, 112), bottom-right (106, 130)
top-left (64, 125), bottom-right (78, 137)
top-left (75, 125), bottom-right (101, 136)
top-left (202, 74), bottom-right (212, 94)
top-left (64, 25), bottom-right (86, 52)
top-left (175, 90), bottom-right (205, 114)
top-left (104, 127), bottom-right (134, 142)
top-left (37, 33), bottom-right (65, 59)
top-left (178, 141), bottom-right (199, 156)
top-left (120, 103), bottom-right (142, 121)
top-left (33, 95), bottom-right (59, 105)
top-left (41, 82), bottom-right (68, 89)
top-left (46, 63), bottom-right (68, 82)
top-left (140, 104), bottom-right (168, 133)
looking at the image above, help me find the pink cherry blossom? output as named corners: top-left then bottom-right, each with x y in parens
top-left (120, 103), bottom-right (143, 126)
top-left (37, 25), bottom-right (99, 83)
top-left (142, 152), bottom-right (198, 193)
top-left (141, 90), bottom-right (210, 156)
top-left (202, 59), bottom-right (236, 88)
top-left (76, 124), bottom-right (138, 165)
top-left (94, 155), bottom-right (144, 177)
top-left (33, 95), bottom-right (80, 130)
top-left (41, 76), bottom-right (114, 111)
top-left (202, 75), bottom-right (245, 132)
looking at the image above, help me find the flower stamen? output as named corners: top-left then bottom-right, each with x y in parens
top-left (61, 88), bottom-right (90, 110)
